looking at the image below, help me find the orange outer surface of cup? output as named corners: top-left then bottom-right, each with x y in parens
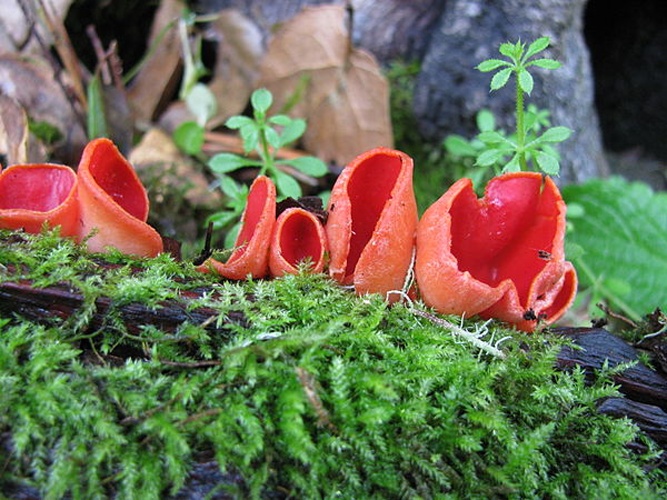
top-left (415, 172), bottom-right (578, 332)
top-left (198, 175), bottom-right (276, 280)
top-left (269, 207), bottom-right (328, 277)
top-left (76, 138), bottom-right (163, 257)
top-left (326, 147), bottom-right (418, 297)
top-left (0, 163), bottom-right (79, 237)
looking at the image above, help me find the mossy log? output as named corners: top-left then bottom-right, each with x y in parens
top-left (1, 278), bottom-right (666, 450)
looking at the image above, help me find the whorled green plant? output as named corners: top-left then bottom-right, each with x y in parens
top-left (474, 37), bottom-right (572, 175)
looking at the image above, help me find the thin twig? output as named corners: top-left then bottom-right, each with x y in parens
top-left (411, 308), bottom-right (507, 359)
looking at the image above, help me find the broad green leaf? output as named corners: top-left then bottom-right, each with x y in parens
top-left (173, 121), bottom-right (204, 156)
top-left (208, 153), bottom-right (260, 173)
top-left (251, 88), bottom-right (272, 115)
top-left (278, 118), bottom-right (306, 147)
top-left (478, 130), bottom-right (510, 146)
top-left (525, 37), bottom-right (550, 59)
top-left (268, 114), bottom-right (292, 126)
top-left (562, 177), bottom-right (667, 318)
top-left (476, 59), bottom-right (507, 72)
top-left (535, 151), bottom-right (560, 176)
top-left (529, 58), bottom-right (561, 70)
top-left (283, 156), bottom-right (328, 177)
top-left (218, 174), bottom-right (247, 199)
top-left (490, 68), bottom-right (512, 90)
top-left (274, 170), bottom-right (302, 199)
top-left (226, 115), bottom-right (255, 130)
top-left (444, 135), bottom-right (478, 157)
top-left (499, 41), bottom-right (519, 59)
top-left (475, 148), bottom-right (505, 167)
top-left (538, 126), bottom-right (572, 143)
top-left (476, 109), bottom-right (496, 132)
top-left (518, 69), bottom-right (534, 95)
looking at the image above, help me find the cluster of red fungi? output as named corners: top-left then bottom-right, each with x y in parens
top-left (0, 139), bottom-right (577, 332)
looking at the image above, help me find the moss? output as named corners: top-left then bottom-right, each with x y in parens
top-left (0, 230), bottom-right (665, 498)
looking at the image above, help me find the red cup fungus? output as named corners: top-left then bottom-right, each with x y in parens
top-left (0, 163), bottom-right (79, 237)
top-left (197, 175), bottom-right (277, 280)
top-left (415, 172), bottom-right (577, 332)
top-left (269, 207), bottom-right (328, 277)
top-left (325, 147), bottom-right (418, 298)
top-left (76, 138), bottom-right (163, 257)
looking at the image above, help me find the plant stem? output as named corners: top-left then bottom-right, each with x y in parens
top-left (258, 124), bottom-right (274, 176)
top-left (515, 75), bottom-right (528, 171)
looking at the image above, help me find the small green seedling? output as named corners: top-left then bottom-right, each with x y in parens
top-left (474, 36), bottom-right (572, 175)
top-left (206, 88), bottom-right (328, 247)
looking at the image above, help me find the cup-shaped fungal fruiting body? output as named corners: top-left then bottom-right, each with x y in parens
top-left (326, 147), bottom-right (418, 297)
top-left (415, 172), bottom-right (577, 332)
top-left (0, 163), bottom-right (79, 237)
top-left (76, 138), bottom-right (163, 257)
top-left (198, 175), bottom-right (277, 280)
top-left (269, 207), bottom-right (328, 277)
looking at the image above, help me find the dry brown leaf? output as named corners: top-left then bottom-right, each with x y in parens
top-left (0, 95), bottom-right (29, 166)
top-left (126, 0), bottom-right (185, 124)
top-left (0, 0), bottom-right (73, 54)
top-left (205, 9), bottom-right (264, 128)
top-left (0, 53), bottom-right (86, 164)
top-left (129, 127), bottom-right (221, 209)
top-left (258, 4), bottom-right (393, 166)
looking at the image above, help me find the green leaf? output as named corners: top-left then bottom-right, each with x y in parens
top-left (502, 154), bottom-right (521, 173)
top-left (498, 41), bottom-right (519, 60)
top-left (86, 73), bottom-right (107, 139)
top-left (240, 125), bottom-right (260, 153)
top-left (185, 83), bottom-right (217, 126)
top-left (264, 127), bottom-right (281, 150)
top-left (518, 69), bottom-right (534, 95)
top-left (476, 109), bottom-right (496, 132)
top-left (525, 37), bottom-right (550, 59)
top-left (226, 115), bottom-right (255, 130)
top-left (476, 59), bottom-right (508, 72)
top-left (529, 58), bottom-right (561, 70)
top-left (538, 126), bottom-right (572, 143)
top-left (475, 148), bottom-right (505, 167)
top-left (477, 130), bottom-right (509, 146)
top-left (490, 68), bottom-right (512, 91)
top-left (251, 88), bottom-right (273, 115)
top-left (218, 174), bottom-right (247, 200)
top-left (208, 153), bottom-right (260, 173)
top-left (274, 170), bottom-right (302, 199)
top-left (535, 150), bottom-right (560, 176)
top-left (278, 118), bottom-right (306, 147)
top-left (282, 156), bottom-right (328, 177)
top-left (268, 114), bottom-right (292, 126)
top-left (444, 135), bottom-right (478, 157)
top-left (562, 177), bottom-right (667, 318)
top-left (173, 121), bottom-right (205, 156)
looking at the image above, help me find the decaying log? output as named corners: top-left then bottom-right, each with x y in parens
top-left (1, 281), bottom-right (666, 467)
top-left (0, 280), bottom-right (247, 337)
top-left (555, 326), bottom-right (667, 448)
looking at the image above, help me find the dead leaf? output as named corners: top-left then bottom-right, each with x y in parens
top-left (129, 127), bottom-right (221, 209)
top-left (0, 95), bottom-right (29, 166)
top-left (0, 0), bottom-right (73, 54)
top-left (0, 53), bottom-right (86, 164)
top-left (205, 9), bottom-right (264, 128)
top-left (126, 0), bottom-right (185, 124)
top-left (258, 4), bottom-right (393, 166)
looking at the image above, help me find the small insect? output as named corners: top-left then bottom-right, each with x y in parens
top-left (537, 250), bottom-right (552, 260)
top-left (523, 308), bottom-right (537, 321)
